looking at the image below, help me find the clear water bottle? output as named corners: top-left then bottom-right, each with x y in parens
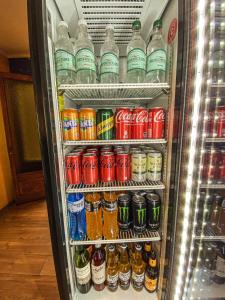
top-left (100, 25), bottom-right (119, 83)
top-left (55, 21), bottom-right (76, 86)
top-left (75, 19), bottom-right (96, 84)
top-left (146, 19), bottom-right (167, 83)
top-left (127, 20), bottom-right (146, 83)
top-left (67, 193), bottom-right (86, 240)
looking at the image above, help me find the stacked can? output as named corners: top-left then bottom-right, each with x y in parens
top-left (62, 109), bottom-right (80, 140)
top-left (80, 108), bottom-right (96, 140)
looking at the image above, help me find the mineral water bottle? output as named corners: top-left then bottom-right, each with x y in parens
top-left (127, 20), bottom-right (146, 83)
top-left (55, 21), bottom-right (76, 86)
top-left (146, 19), bottom-right (167, 83)
top-left (67, 193), bottom-right (86, 240)
top-left (100, 25), bottom-right (119, 83)
top-left (75, 19), bottom-right (96, 84)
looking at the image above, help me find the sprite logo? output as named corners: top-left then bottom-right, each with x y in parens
top-left (137, 208), bottom-right (146, 224)
top-left (152, 206), bottom-right (160, 221)
top-left (119, 207), bottom-right (129, 223)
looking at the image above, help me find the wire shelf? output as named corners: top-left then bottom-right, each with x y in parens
top-left (66, 180), bottom-right (165, 193)
top-left (200, 183), bottom-right (225, 189)
top-left (205, 137), bottom-right (225, 143)
top-left (63, 139), bottom-right (167, 146)
top-left (70, 229), bottom-right (161, 245)
top-left (59, 83), bottom-right (170, 100)
top-left (195, 226), bottom-right (225, 241)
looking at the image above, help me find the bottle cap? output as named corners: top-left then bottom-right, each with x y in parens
top-left (121, 243), bottom-right (127, 249)
top-left (95, 243), bottom-right (101, 248)
top-left (135, 243), bottom-right (142, 251)
top-left (132, 20), bottom-right (141, 30)
top-left (106, 24), bottom-right (114, 31)
top-left (144, 242), bottom-right (152, 252)
top-left (149, 258), bottom-right (157, 267)
top-left (153, 19), bottom-right (162, 29)
top-left (58, 21), bottom-right (68, 28)
top-left (78, 18), bottom-right (87, 26)
top-left (108, 244), bottom-right (115, 252)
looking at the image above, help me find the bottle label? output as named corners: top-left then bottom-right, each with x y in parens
top-left (75, 263), bottom-right (91, 285)
top-left (119, 270), bottom-right (131, 287)
top-left (76, 48), bottom-right (96, 72)
top-left (132, 271), bottom-right (145, 283)
top-left (215, 256), bottom-right (225, 278)
top-left (145, 276), bottom-right (157, 291)
top-left (68, 199), bottom-right (84, 213)
top-left (55, 49), bottom-right (75, 72)
top-left (100, 52), bottom-right (119, 75)
top-left (92, 262), bottom-right (106, 284)
top-left (85, 200), bottom-right (101, 212)
top-left (107, 272), bottom-right (119, 288)
top-left (103, 200), bottom-right (117, 212)
top-left (147, 49), bottom-right (166, 73)
top-left (127, 48), bottom-right (146, 72)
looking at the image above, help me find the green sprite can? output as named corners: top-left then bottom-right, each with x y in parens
top-left (96, 109), bottom-right (114, 140)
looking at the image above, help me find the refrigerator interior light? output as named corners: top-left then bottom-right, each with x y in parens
top-left (174, 1), bottom-right (206, 299)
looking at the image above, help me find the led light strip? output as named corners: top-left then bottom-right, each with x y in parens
top-left (174, 1), bottom-right (206, 299)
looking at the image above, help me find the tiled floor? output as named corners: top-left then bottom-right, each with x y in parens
top-left (0, 200), bottom-right (60, 300)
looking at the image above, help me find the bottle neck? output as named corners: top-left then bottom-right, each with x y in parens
top-left (58, 27), bottom-right (69, 40)
top-left (105, 29), bottom-right (114, 41)
top-left (132, 29), bottom-right (141, 38)
top-left (78, 25), bottom-right (88, 39)
top-left (151, 27), bottom-right (162, 40)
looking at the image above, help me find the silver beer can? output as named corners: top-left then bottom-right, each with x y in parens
top-left (147, 151), bottom-right (162, 181)
top-left (131, 152), bottom-right (147, 182)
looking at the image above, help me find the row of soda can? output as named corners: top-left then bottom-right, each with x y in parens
top-left (206, 105), bottom-right (225, 138)
top-left (67, 191), bottom-right (161, 241)
top-left (201, 147), bottom-right (225, 182)
top-left (62, 106), bottom-right (165, 141)
top-left (65, 145), bottom-right (163, 185)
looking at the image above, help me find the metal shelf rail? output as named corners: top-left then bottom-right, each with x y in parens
top-left (63, 139), bottom-right (167, 146)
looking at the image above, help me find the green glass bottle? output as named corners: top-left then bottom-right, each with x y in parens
top-left (74, 245), bottom-right (91, 293)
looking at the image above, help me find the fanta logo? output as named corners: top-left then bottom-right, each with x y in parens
top-left (154, 110), bottom-right (165, 122)
top-left (64, 120), bottom-right (78, 129)
top-left (116, 110), bottom-right (132, 123)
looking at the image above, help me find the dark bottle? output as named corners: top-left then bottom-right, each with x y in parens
top-left (142, 242), bottom-right (152, 265)
top-left (217, 198), bottom-right (225, 235)
top-left (91, 244), bottom-right (106, 291)
top-left (144, 251), bottom-right (158, 293)
top-left (74, 245), bottom-right (91, 294)
top-left (213, 243), bottom-right (225, 284)
top-left (210, 194), bottom-right (222, 229)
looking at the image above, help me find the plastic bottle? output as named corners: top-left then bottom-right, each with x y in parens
top-left (102, 192), bottom-right (119, 239)
top-left (75, 19), bottom-right (96, 84)
top-left (146, 19), bottom-right (167, 83)
top-left (55, 21), bottom-right (76, 86)
top-left (127, 20), bottom-right (146, 83)
top-left (100, 25), bottom-right (119, 83)
top-left (85, 193), bottom-right (102, 240)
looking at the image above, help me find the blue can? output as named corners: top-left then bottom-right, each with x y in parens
top-left (67, 193), bottom-right (86, 240)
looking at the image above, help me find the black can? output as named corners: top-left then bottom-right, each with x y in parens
top-left (132, 195), bottom-right (146, 233)
top-left (118, 194), bottom-right (131, 231)
top-left (146, 193), bottom-right (161, 231)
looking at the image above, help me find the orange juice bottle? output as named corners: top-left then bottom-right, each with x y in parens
top-left (85, 193), bottom-right (102, 240)
top-left (103, 192), bottom-right (119, 240)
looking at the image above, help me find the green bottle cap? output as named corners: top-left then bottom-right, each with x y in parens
top-left (132, 20), bottom-right (141, 30)
top-left (153, 19), bottom-right (162, 29)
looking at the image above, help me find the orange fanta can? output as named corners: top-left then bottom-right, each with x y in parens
top-left (79, 108), bottom-right (96, 140)
top-left (61, 109), bottom-right (80, 140)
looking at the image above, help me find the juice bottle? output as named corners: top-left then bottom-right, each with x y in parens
top-left (132, 243), bottom-right (145, 291)
top-left (103, 192), bottom-right (119, 239)
top-left (106, 244), bottom-right (119, 291)
top-left (85, 193), bottom-right (102, 240)
top-left (91, 244), bottom-right (106, 291)
top-left (118, 243), bottom-right (131, 290)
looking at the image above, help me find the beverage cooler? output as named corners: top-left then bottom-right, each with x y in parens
top-left (27, 0), bottom-right (219, 300)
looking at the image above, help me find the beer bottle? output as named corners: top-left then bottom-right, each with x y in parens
top-left (91, 244), bottom-right (106, 291)
top-left (118, 243), bottom-right (131, 290)
top-left (74, 245), bottom-right (91, 294)
top-left (132, 243), bottom-right (145, 291)
top-left (106, 244), bottom-right (119, 291)
top-left (144, 251), bottom-right (158, 293)
top-left (142, 242), bottom-right (152, 265)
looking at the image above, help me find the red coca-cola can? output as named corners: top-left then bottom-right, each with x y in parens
top-left (218, 150), bottom-right (225, 182)
top-left (115, 108), bottom-right (132, 139)
top-left (100, 152), bottom-right (115, 182)
top-left (86, 148), bottom-right (99, 155)
top-left (216, 106), bottom-right (225, 137)
top-left (65, 154), bottom-right (81, 184)
top-left (148, 107), bottom-right (165, 139)
top-left (205, 109), bottom-right (215, 137)
top-left (82, 153), bottom-right (98, 185)
top-left (131, 107), bottom-right (148, 139)
top-left (201, 149), bottom-right (220, 181)
top-left (116, 151), bottom-right (130, 182)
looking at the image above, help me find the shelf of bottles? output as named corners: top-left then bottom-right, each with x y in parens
top-left (70, 230), bottom-right (160, 246)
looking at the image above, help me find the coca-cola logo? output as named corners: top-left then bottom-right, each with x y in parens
top-left (100, 158), bottom-right (115, 168)
top-left (82, 160), bottom-right (98, 169)
top-left (116, 110), bottom-right (132, 123)
top-left (216, 111), bottom-right (225, 121)
top-left (154, 110), bottom-right (165, 122)
top-left (66, 161), bottom-right (80, 170)
top-left (117, 157), bottom-right (130, 168)
top-left (132, 110), bottom-right (148, 123)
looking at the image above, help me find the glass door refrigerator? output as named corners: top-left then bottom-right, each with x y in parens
top-left (166, 1), bottom-right (225, 300)
top-left (27, 0), bottom-right (205, 300)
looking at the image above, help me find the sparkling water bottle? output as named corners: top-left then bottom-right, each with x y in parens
top-left (67, 193), bottom-right (86, 240)
top-left (75, 19), bottom-right (96, 84)
top-left (146, 19), bottom-right (167, 83)
top-left (55, 21), bottom-right (76, 86)
top-left (127, 20), bottom-right (146, 83)
top-left (100, 24), bottom-right (119, 83)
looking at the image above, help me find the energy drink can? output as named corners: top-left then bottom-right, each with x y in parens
top-left (146, 193), bottom-right (161, 231)
top-left (118, 194), bottom-right (131, 231)
top-left (132, 195), bottom-right (146, 233)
